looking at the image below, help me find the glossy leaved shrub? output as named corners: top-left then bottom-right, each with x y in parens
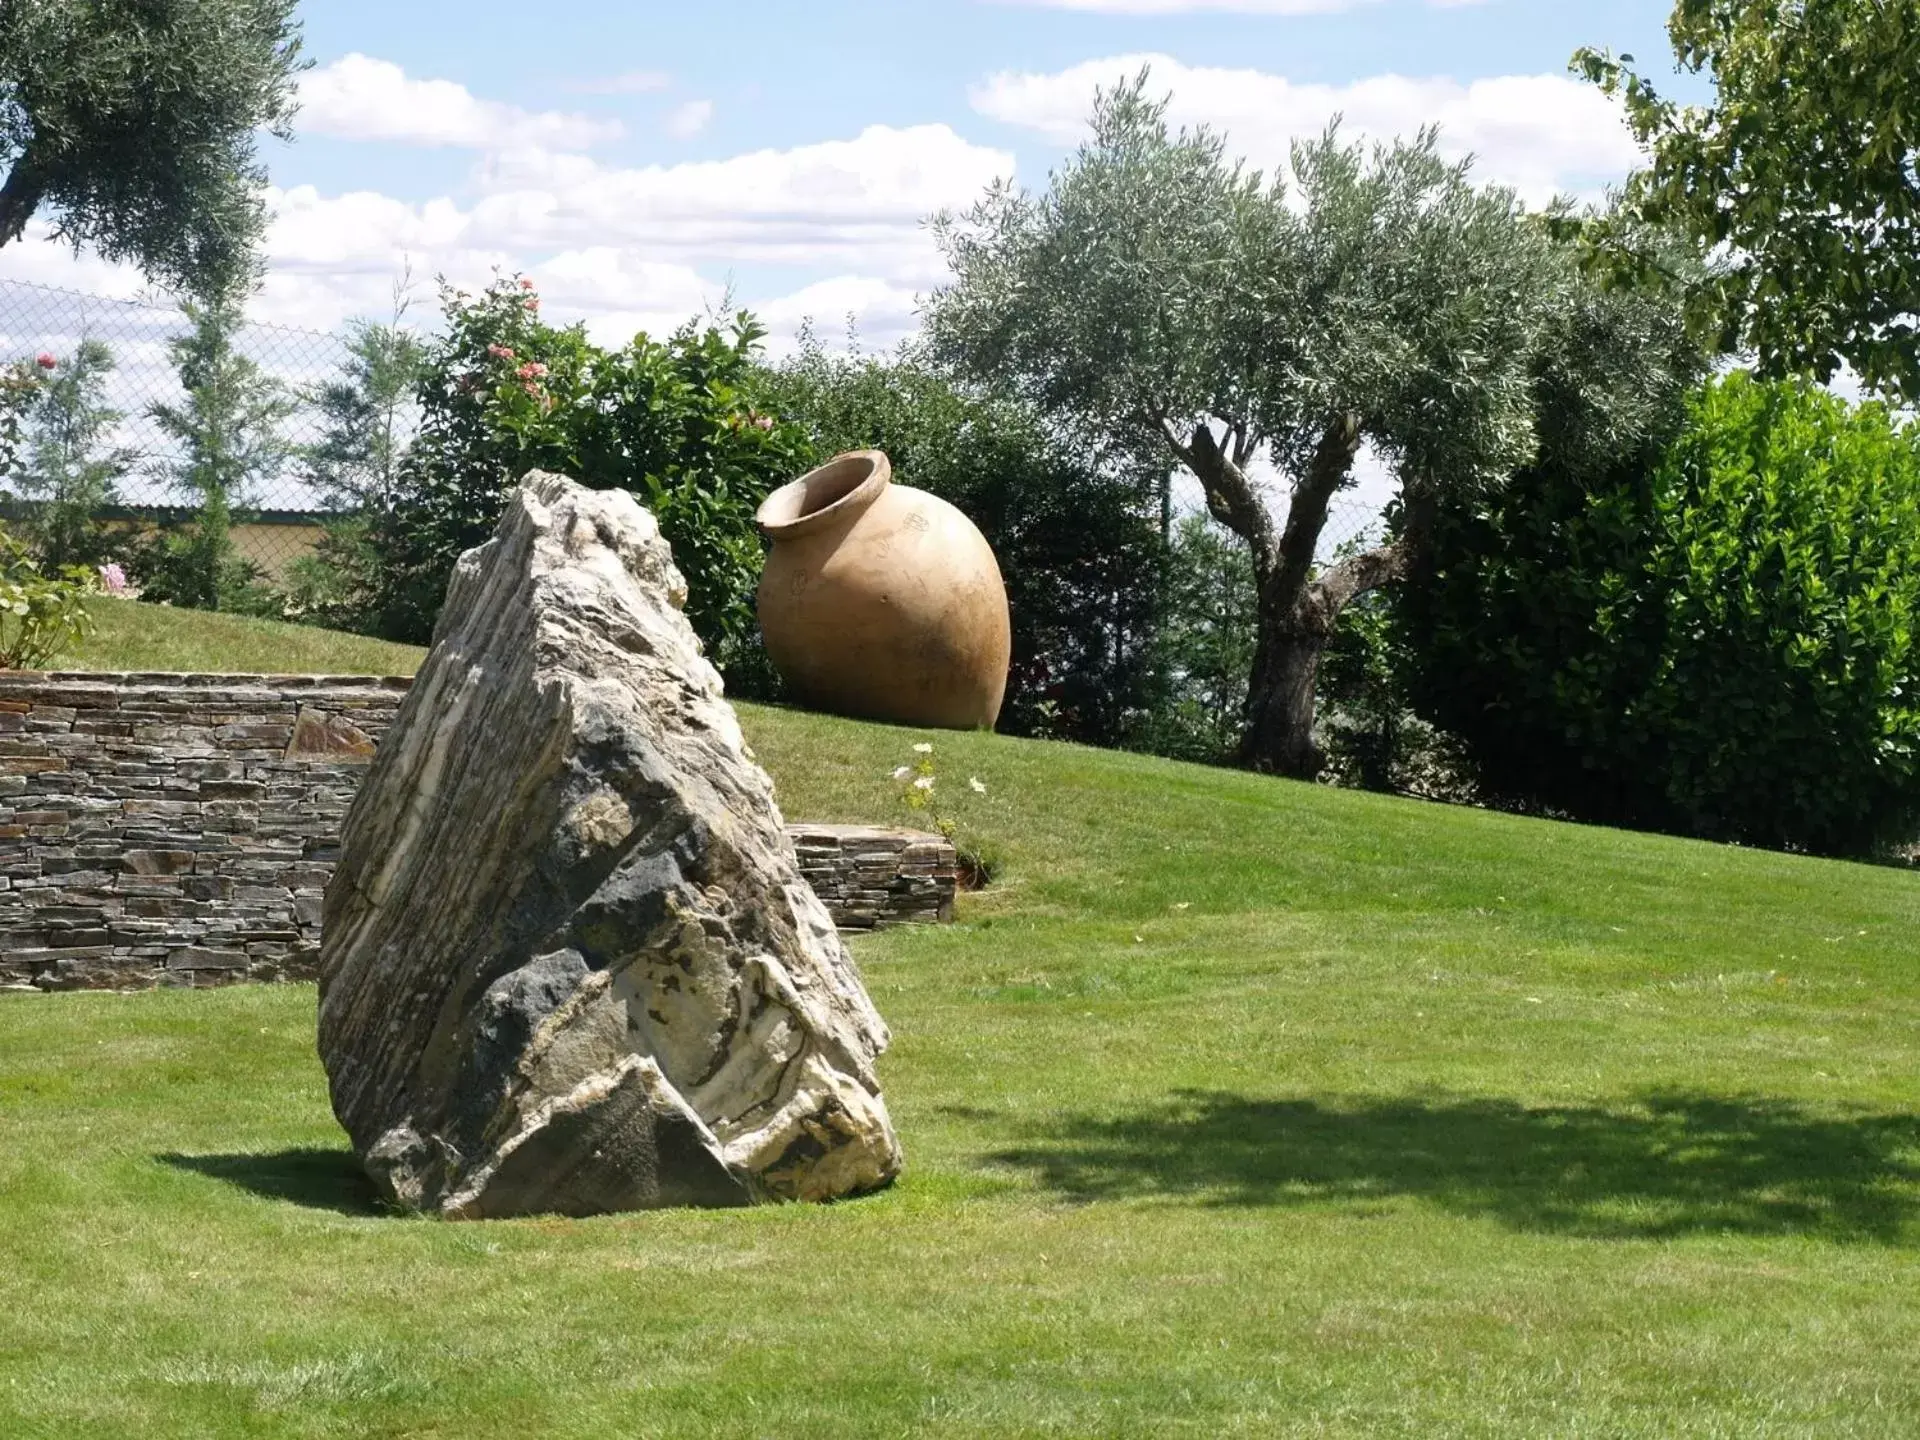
top-left (1403, 372), bottom-right (1920, 856)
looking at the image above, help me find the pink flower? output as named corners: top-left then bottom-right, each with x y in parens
top-left (522, 381), bottom-right (544, 397)
top-left (34, 353), bottom-right (56, 371)
top-left (487, 344), bottom-right (515, 360)
top-left (516, 361), bottom-right (549, 380)
top-left (97, 563), bottom-right (129, 596)
top-left (519, 278), bottom-right (537, 291)
top-left (752, 413), bottom-right (775, 432)
top-left (523, 298), bottom-right (540, 313)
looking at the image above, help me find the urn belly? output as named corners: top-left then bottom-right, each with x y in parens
top-left (755, 450), bottom-right (1011, 730)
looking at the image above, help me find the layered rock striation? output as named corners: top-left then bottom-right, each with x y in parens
top-left (318, 473), bottom-right (902, 1217)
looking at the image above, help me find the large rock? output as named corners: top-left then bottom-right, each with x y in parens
top-left (318, 472), bottom-right (903, 1217)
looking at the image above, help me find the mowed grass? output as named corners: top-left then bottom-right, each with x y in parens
top-left (3, 607), bottom-right (1920, 1436)
top-left (57, 597), bottom-right (427, 676)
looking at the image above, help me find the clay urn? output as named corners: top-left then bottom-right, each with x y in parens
top-left (755, 450), bottom-right (1011, 730)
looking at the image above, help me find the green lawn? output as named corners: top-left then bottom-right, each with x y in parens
top-left (58, 597), bottom-right (426, 676)
top-left (4, 606), bottom-right (1919, 1436)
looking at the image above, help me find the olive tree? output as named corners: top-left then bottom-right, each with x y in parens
top-left (925, 75), bottom-right (1559, 776)
top-left (0, 0), bottom-right (305, 299)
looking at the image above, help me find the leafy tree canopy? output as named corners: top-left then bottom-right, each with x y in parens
top-left (925, 72), bottom-right (1565, 776)
top-left (1578, 0), bottom-right (1920, 401)
top-left (0, 0), bottom-right (305, 299)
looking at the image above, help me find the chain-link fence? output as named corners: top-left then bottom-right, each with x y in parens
top-left (0, 277), bottom-right (378, 579)
top-left (0, 275), bottom-right (1388, 589)
top-left (1325, 478), bottom-right (1389, 557)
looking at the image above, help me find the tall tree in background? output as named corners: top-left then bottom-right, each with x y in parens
top-left (137, 297), bottom-right (293, 610)
top-left (281, 315), bottom-right (428, 631)
top-left (8, 338), bottom-right (132, 568)
top-left (0, 0), bottom-right (305, 298)
top-left (1578, 0), bottom-right (1920, 401)
top-left (1131, 514), bottom-right (1258, 764)
top-left (302, 318), bottom-right (428, 513)
top-left (1398, 235), bottom-right (1711, 812)
top-left (926, 75), bottom-right (1558, 778)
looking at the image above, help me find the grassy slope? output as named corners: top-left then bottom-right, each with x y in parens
top-left (57, 597), bottom-right (426, 676)
top-left (3, 607), bottom-right (1919, 1437)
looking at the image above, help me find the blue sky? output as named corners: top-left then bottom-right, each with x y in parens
top-left (2, 0), bottom-right (1690, 348)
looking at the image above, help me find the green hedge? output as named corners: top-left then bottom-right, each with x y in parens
top-left (1404, 372), bottom-right (1920, 856)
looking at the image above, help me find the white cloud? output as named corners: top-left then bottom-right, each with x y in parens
top-left (0, 224), bottom-right (160, 302)
top-left (467, 124), bottom-right (1011, 280)
top-left (664, 99), bottom-right (716, 140)
top-left (972, 53), bottom-right (1640, 203)
top-left (298, 54), bottom-right (624, 151)
top-left (755, 276), bottom-right (924, 355)
top-left (2, 116), bottom-right (1009, 349)
top-left (527, 247), bottom-right (721, 346)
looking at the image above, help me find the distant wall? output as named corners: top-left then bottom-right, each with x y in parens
top-left (98, 517), bottom-right (325, 581)
top-left (0, 673), bottom-right (954, 994)
top-left (229, 521), bottom-right (323, 579)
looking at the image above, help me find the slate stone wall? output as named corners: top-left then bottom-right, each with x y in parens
top-left (0, 673), bottom-right (407, 992)
top-left (0, 673), bottom-right (956, 993)
top-left (788, 824), bottom-right (958, 929)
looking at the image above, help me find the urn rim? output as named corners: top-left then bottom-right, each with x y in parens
top-left (757, 450), bottom-right (892, 540)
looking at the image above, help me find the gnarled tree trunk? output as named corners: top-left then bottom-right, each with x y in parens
top-left (1168, 411), bottom-right (1412, 780)
top-left (1240, 592), bottom-right (1328, 776)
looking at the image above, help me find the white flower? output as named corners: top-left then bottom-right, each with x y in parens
top-left (891, 766), bottom-right (914, 781)
top-left (968, 777), bottom-right (987, 794)
top-left (913, 743), bottom-right (934, 755)
top-left (913, 776), bottom-right (935, 792)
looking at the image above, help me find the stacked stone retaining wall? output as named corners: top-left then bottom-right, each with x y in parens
top-left (0, 673), bottom-right (955, 993)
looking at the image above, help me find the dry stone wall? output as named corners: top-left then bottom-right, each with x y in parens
top-left (788, 824), bottom-right (957, 929)
top-left (0, 673), bottom-right (407, 992)
top-left (0, 673), bottom-right (955, 994)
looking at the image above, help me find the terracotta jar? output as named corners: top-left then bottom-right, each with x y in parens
top-left (756, 450), bottom-right (1011, 730)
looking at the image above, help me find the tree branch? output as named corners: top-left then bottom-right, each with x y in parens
top-left (0, 147), bottom-right (48, 248)
top-left (1270, 411), bottom-right (1361, 611)
top-left (1311, 541), bottom-right (1405, 617)
top-left (1166, 420), bottom-right (1277, 571)
top-left (1228, 421), bottom-right (1256, 471)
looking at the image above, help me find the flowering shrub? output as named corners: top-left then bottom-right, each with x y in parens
top-left (893, 741), bottom-right (996, 886)
top-left (334, 275), bottom-right (812, 677)
top-left (0, 358), bottom-right (48, 478)
top-left (0, 525), bottom-right (96, 669)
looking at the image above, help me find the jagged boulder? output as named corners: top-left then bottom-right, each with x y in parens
top-left (318, 472), bottom-right (903, 1217)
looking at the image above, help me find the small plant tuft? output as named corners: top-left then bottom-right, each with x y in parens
top-left (892, 741), bottom-right (996, 889)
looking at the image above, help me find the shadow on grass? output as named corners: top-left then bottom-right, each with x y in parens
top-left (158, 1148), bottom-right (381, 1216)
top-left (984, 1090), bottom-right (1920, 1244)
